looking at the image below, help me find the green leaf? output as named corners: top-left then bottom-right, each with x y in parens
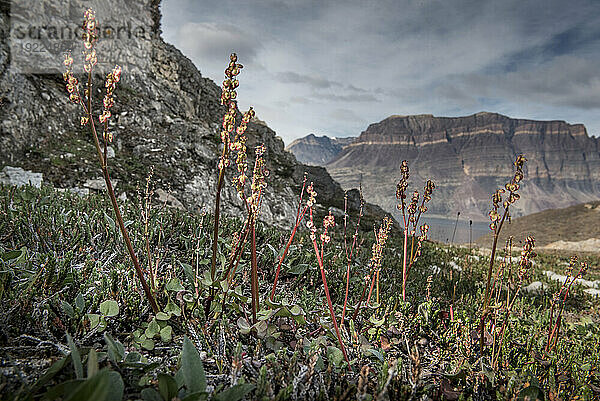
top-left (140, 388), bottom-right (163, 401)
top-left (66, 333), bottom-right (83, 380)
top-left (180, 261), bottom-right (193, 282)
top-left (20, 189), bottom-right (34, 202)
top-left (213, 384), bottom-right (255, 401)
top-left (158, 373), bottom-right (179, 401)
top-left (62, 301), bottom-right (75, 319)
top-left (75, 294), bottom-right (85, 313)
top-left (166, 278), bottom-right (185, 292)
top-left (104, 333), bottom-right (125, 363)
top-left (141, 338), bottom-right (155, 351)
top-left (181, 392), bottom-right (209, 401)
top-left (104, 212), bottom-right (116, 232)
top-left (257, 309), bottom-right (276, 321)
top-left (145, 319), bottom-right (161, 338)
top-left (164, 300), bottom-right (181, 317)
top-left (43, 379), bottom-right (85, 400)
top-left (288, 263), bottom-right (308, 275)
top-left (87, 349), bottom-right (98, 378)
top-left (181, 337), bottom-right (207, 393)
top-left (105, 371), bottom-right (124, 401)
top-left (87, 314), bottom-right (101, 330)
top-left (160, 326), bottom-right (173, 343)
top-left (99, 300), bottom-right (119, 317)
top-left (156, 312), bottom-right (171, 321)
top-left (63, 370), bottom-right (111, 401)
top-left (366, 348), bottom-right (384, 362)
top-left (327, 346), bottom-right (344, 367)
top-left (518, 385), bottom-right (544, 401)
top-left (369, 315), bottom-right (385, 327)
top-left (124, 351), bottom-right (143, 363)
top-left (1, 248), bottom-right (24, 261)
top-left (237, 317), bottom-right (251, 335)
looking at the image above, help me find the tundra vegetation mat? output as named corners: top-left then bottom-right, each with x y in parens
top-left (0, 184), bottom-right (599, 400)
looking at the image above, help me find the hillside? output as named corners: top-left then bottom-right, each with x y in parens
top-left (0, 0), bottom-right (388, 229)
top-left (476, 200), bottom-right (600, 251)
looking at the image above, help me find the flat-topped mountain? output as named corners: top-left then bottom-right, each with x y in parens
top-left (315, 112), bottom-right (600, 221)
top-left (286, 134), bottom-right (355, 165)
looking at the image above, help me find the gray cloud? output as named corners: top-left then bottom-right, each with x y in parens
top-left (162, 0), bottom-right (600, 143)
top-left (318, 93), bottom-right (379, 103)
top-left (275, 71), bottom-right (334, 89)
top-left (328, 108), bottom-right (365, 122)
top-left (167, 21), bottom-right (259, 68)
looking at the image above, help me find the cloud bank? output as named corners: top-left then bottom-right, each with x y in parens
top-left (162, 0), bottom-right (600, 143)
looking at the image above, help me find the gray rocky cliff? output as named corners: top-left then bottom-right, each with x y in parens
top-left (0, 0), bottom-right (389, 228)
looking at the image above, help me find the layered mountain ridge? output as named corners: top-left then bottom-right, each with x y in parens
top-left (289, 112), bottom-right (600, 221)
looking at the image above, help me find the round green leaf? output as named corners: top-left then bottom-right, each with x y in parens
top-left (99, 300), bottom-right (119, 317)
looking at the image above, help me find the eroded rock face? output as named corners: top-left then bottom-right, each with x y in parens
top-left (286, 134), bottom-right (355, 166)
top-left (0, 0), bottom-right (388, 228)
top-left (326, 112), bottom-right (600, 221)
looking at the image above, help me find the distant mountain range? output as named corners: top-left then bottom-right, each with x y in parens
top-left (286, 134), bottom-right (355, 165)
top-left (287, 112), bottom-right (600, 222)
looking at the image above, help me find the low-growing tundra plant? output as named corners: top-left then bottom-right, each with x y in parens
top-left (395, 160), bottom-right (434, 301)
top-left (62, 8), bottom-right (158, 313)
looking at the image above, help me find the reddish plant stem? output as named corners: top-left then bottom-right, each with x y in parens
top-left (482, 208), bottom-right (509, 310)
top-left (309, 210), bottom-right (351, 370)
top-left (366, 268), bottom-right (377, 305)
top-left (270, 207), bottom-right (308, 301)
top-left (479, 207), bottom-right (508, 352)
top-left (82, 88), bottom-right (158, 313)
top-left (547, 276), bottom-right (577, 352)
top-left (250, 221), bottom-right (259, 323)
top-left (351, 270), bottom-right (375, 322)
top-left (341, 199), bottom-right (362, 327)
top-left (221, 215), bottom-right (251, 283)
top-left (401, 217), bottom-right (408, 301)
top-left (210, 161), bottom-right (227, 282)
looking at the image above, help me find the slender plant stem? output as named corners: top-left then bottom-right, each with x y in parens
top-left (84, 94), bottom-right (158, 313)
top-left (402, 220), bottom-right (408, 301)
top-left (483, 208), bottom-right (509, 310)
top-left (270, 207), bottom-right (307, 301)
top-left (479, 207), bottom-right (508, 351)
top-left (310, 223), bottom-right (351, 370)
top-left (250, 221), bottom-right (259, 323)
top-left (351, 270), bottom-right (374, 322)
top-left (341, 202), bottom-right (362, 327)
top-left (211, 162), bottom-right (227, 282)
top-left (222, 216), bottom-right (251, 283)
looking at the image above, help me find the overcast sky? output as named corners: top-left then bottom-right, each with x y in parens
top-left (161, 0), bottom-right (600, 145)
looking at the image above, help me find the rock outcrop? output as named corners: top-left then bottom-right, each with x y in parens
top-left (325, 112), bottom-right (600, 221)
top-left (0, 0), bottom-right (389, 228)
top-left (286, 134), bottom-right (355, 165)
